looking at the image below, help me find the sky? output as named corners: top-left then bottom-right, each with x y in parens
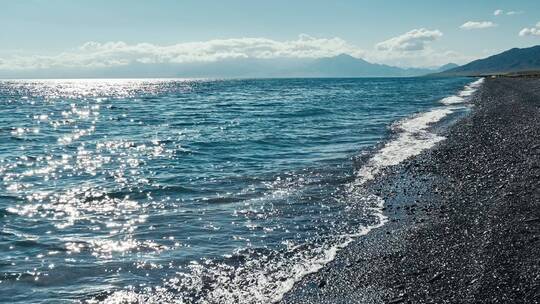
top-left (0, 0), bottom-right (539, 75)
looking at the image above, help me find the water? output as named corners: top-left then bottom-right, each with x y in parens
top-left (0, 77), bottom-right (478, 303)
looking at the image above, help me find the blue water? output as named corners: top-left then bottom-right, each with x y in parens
top-left (0, 77), bottom-right (472, 303)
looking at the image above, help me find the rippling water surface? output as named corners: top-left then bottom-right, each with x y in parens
top-left (0, 78), bottom-right (472, 303)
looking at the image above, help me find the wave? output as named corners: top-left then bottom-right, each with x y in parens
top-left (99, 193), bottom-right (386, 304)
top-left (440, 77), bottom-right (484, 105)
top-left (356, 78), bottom-right (483, 185)
top-left (355, 108), bottom-right (451, 184)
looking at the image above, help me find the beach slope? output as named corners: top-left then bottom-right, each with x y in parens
top-left (282, 77), bottom-right (540, 304)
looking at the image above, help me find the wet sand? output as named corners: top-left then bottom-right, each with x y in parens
top-left (281, 77), bottom-right (540, 303)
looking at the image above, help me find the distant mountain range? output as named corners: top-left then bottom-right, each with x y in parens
top-left (4, 45), bottom-right (540, 79)
top-left (0, 54), bottom-right (457, 79)
top-left (287, 54), bottom-right (456, 77)
top-left (433, 45), bottom-right (540, 77)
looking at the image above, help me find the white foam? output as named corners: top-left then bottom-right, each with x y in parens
top-left (99, 195), bottom-right (387, 304)
top-left (440, 77), bottom-right (484, 105)
top-left (458, 87), bottom-right (474, 97)
top-left (468, 77), bottom-right (485, 88)
top-left (440, 95), bottom-right (465, 104)
top-left (355, 108), bottom-right (452, 184)
top-left (356, 77), bottom-right (485, 185)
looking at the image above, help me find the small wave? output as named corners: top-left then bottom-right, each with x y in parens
top-left (97, 194), bottom-right (386, 304)
top-left (356, 78), bottom-right (484, 184)
top-left (355, 108), bottom-right (451, 184)
top-left (440, 95), bottom-right (465, 105)
top-left (440, 77), bottom-right (484, 105)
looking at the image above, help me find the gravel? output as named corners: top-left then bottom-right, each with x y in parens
top-left (281, 77), bottom-right (540, 304)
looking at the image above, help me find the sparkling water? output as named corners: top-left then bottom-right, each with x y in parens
top-left (0, 77), bottom-right (474, 303)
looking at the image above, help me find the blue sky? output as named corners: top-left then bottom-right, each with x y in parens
top-left (0, 0), bottom-right (539, 71)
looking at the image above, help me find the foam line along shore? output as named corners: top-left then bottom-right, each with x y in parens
top-left (0, 77), bottom-right (476, 304)
top-left (281, 77), bottom-right (540, 303)
top-left (97, 78), bottom-right (484, 303)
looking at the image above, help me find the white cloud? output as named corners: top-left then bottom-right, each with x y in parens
top-left (494, 9), bottom-right (523, 16)
top-left (460, 21), bottom-right (497, 30)
top-left (375, 28), bottom-right (443, 52)
top-left (519, 22), bottom-right (540, 36)
top-left (506, 11), bottom-right (523, 15)
top-left (0, 32), bottom-right (471, 71)
top-left (370, 28), bottom-right (473, 68)
top-left (0, 35), bottom-right (366, 70)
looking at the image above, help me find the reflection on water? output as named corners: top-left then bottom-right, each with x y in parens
top-left (0, 78), bottom-right (471, 303)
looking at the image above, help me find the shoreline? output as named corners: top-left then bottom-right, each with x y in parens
top-left (281, 77), bottom-right (540, 303)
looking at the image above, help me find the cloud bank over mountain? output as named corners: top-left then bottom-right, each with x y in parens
top-left (375, 29), bottom-right (443, 52)
top-left (0, 35), bottom-right (365, 70)
top-left (0, 31), bottom-right (474, 77)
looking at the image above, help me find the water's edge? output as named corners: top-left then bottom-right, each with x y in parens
top-left (274, 77), bottom-right (485, 303)
top-left (97, 77), bottom-right (485, 303)
top-left (0, 78), bottom-right (481, 304)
